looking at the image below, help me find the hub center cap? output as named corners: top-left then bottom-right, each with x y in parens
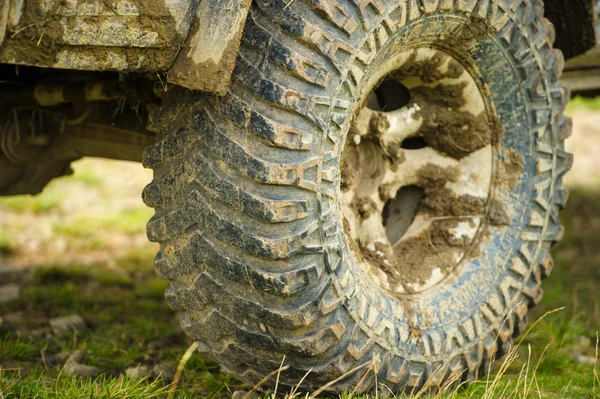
top-left (341, 48), bottom-right (495, 295)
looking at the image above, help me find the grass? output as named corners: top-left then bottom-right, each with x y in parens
top-left (0, 370), bottom-right (170, 399)
top-left (0, 158), bottom-right (599, 398)
top-left (0, 194), bottom-right (598, 398)
top-left (0, 192), bottom-right (63, 214)
top-left (0, 261), bottom-right (235, 398)
top-left (0, 232), bottom-right (15, 259)
top-left (52, 206), bottom-right (153, 237)
top-left (566, 96), bottom-right (600, 113)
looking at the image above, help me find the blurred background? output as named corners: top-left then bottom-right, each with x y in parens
top-left (0, 100), bottom-right (599, 397)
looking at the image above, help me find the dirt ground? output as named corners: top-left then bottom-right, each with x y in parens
top-left (0, 107), bottom-right (598, 398)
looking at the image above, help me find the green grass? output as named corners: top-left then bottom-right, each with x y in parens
top-left (0, 192), bottom-right (63, 214)
top-left (0, 184), bottom-right (599, 397)
top-left (0, 232), bottom-right (15, 259)
top-left (0, 258), bottom-right (235, 398)
top-left (566, 96), bottom-right (600, 113)
top-left (53, 206), bottom-right (153, 237)
top-left (0, 370), bottom-right (170, 399)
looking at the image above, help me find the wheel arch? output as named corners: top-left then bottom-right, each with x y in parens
top-left (543, 0), bottom-right (597, 60)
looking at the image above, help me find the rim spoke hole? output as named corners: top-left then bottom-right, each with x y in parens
top-left (382, 185), bottom-right (425, 245)
top-left (367, 79), bottom-right (411, 112)
top-left (401, 136), bottom-right (427, 149)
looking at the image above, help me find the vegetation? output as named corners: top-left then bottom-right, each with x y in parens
top-left (0, 154), bottom-right (598, 398)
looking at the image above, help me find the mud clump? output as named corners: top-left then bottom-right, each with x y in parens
top-left (416, 163), bottom-right (459, 187)
top-left (485, 198), bottom-right (511, 226)
top-left (421, 188), bottom-right (486, 217)
top-left (498, 150), bottom-right (526, 190)
top-left (1, 2), bottom-right (64, 66)
top-left (390, 51), bottom-right (464, 83)
top-left (414, 164), bottom-right (485, 217)
top-left (391, 219), bottom-right (468, 290)
top-left (349, 196), bottom-right (377, 219)
top-left (340, 145), bottom-right (359, 190)
top-left (410, 85), bottom-right (494, 160)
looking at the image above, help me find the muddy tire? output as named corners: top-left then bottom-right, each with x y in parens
top-left (143, 0), bottom-right (571, 393)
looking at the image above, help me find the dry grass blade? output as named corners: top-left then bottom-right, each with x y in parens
top-left (308, 361), bottom-right (371, 399)
top-left (0, 368), bottom-right (4, 399)
top-left (516, 307), bottom-right (565, 347)
top-left (167, 341), bottom-right (199, 399)
top-left (595, 332), bottom-right (599, 393)
top-left (349, 358), bottom-right (376, 397)
top-left (283, 0), bottom-right (295, 10)
top-left (414, 364), bottom-right (443, 397)
top-left (272, 355), bottom-right (286, 399)
top-left (243, 364), bottom-right (291, 399)
top-left (288, 367), bottom-right (313, 398)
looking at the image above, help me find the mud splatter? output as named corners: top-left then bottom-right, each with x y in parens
top-left (409, 85), bottom-right (495, 159)
top-left (486, 198), bottom-right (511, 226)
top-left (389, 51), bottom-right (464, 83)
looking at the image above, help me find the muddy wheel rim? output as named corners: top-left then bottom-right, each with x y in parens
top-left (341, 48), bottom-right (496, 296)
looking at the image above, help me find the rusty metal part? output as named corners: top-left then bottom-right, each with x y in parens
top-left (0, 0), bottom-right (199, 72)
top-left (166, 0), bottom-right (252, 94)
top-left (56, 121), bottom-right (155, 162)
top-left (0, 102), bottom-right (154, 195)
top-left (342, 48), bottom-right (494, 295)
top-left (0, 108), bottom-right (48, 165)
top-left (1, 104), bottom-right (152, 162)
top-left (0, 81), bottom-right (120, 107)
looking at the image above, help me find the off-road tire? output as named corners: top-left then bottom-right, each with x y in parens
top-left (143, 0), bottom-right (572, 393)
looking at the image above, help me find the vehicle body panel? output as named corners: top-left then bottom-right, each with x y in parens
top-left (0, 0), bottom-right (598, 94)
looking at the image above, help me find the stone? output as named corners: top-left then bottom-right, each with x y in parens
top-left (49, 314), bottom-right (86, 334)
top-left (2, 311), bottom-right (22, 323)
top-left (576, 354), bottom-right (597, 366)
top-left (0, 315), bottom-right (17, 334)
top-left (124, 365), bottom-right (150, 380)
top-left (0, 266), bottom-right (28, 284)
top-left (30, 328), bottom-right (51, 339)
top-left (150, 363), bottom-right (176, 383)
top-left (48, 351), bottom-right (73, 366)
top-left (62, 349), bottom-right (101, 378)
top-left (232, 391), bottom-right (260, 399)
top-left (57, 349), bottom-right (101, 378)
top-left (578, 335), bottom-right (593, 349)
top-left (0, 283), bottom-right (21, 304)
top-left (66, 349), bottom-right (88, 364)
top-left (63, 362), bottom-right (101, 378)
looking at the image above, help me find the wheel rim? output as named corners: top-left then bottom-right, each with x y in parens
top-left (341, 47), bottom-right (496, 296)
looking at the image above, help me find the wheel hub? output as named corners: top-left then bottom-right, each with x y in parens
top-left (341, 48), bottom-right (495, 295)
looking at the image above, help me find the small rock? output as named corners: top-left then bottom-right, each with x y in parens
top-left (0, 283), bottom-right (21, 304)
top-left (0, 315), bottom-right (17, 335)
top-left (47, 351), bottom-right (73, 366)
top-left (30, 327), bottom-right (52, 339)
top-left (62, 349), bottom-right (101, 377)
top-left (577, 355), bottom-right (597, 366)
top-left (49, 314), bottom-right (86, 335)
top-left (63, 362), bottom-right (101, 378)
top-left (150, 363), bottom-right (176, 383)
top-left (0, 266), bottom-right (28, 284)
top-left (578, 335), bottom-right (593, 349)
top-left (125, 365), bottom-right (150, 380)
top-left (66, 349), bottom-right (88, 364)
top-left (2, 311), bottom-right (23, 323)
top-left (232, 391), bottom-right (259, 399)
